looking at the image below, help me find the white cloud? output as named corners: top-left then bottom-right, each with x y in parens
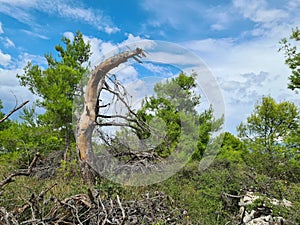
top-left (63, 32), bottom-right (74, 40)
top-left (104, 26), bottom-right (120, 34)
top-left (0, 22), bottom-right (3, 34)
top-left (0, 0), bottom-right (119, 34)
top-left (111, 65), bottom-right (139, 84)
top-left (287, 0), bottom-right (300, 8)
top-left (0, 67), bottom-right (37, 114)
top-left (182, 28), bottom-right (299, 133)
top-left (232, 0), bottom-right (298, 41)
top-left (140, 0), bottom-right (214, 32)
top-left (142, 63), bottom-right (176, 78)
top-left (82, 33), bottom-right (154, 68)
top-left (206, 6), bottom-right (234, 31)
top-left (233, 0), bottom-right (288, 23)
top-left (0, 3), bottom-right (34, 26)
top-left (183, 0), bottom-right (300, 132)
top-left (21, 30), bottom-right (49, 40)
top-left (2, 37), bottom-right (15, 48)
top-left (184, 37), bottom-right (289, 78)
top-left (0, 50), bottom-right (11, 66)
top-left (0, 50), bottom-right (48, 116)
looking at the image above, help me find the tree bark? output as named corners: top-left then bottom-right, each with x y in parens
top-left (76, 48), bottom-right (145, 183)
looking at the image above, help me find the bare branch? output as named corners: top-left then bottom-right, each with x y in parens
top-left (116, 195), bottom-right (125, 220)
top-left (101, 87), bottom-right (137, 117)
top-left (96, 113), bottom-right (148, 133)
top-left (0, 100), bottom-right (30, 123)
top-left (96, 121), bottom-right (143, 132)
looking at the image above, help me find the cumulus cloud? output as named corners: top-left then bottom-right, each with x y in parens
top-left (0, 50), bottom-right (11, 66)
top-left (182, 23), bottom-right (297, 133)
top-left (0, 50), bottom-right (48, 117)
top-left (112, 65), bottom-right (139, 84)
top-left (0, 66), bottom-right (37, 114)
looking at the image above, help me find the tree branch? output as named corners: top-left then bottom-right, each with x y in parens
top-left (0, 152), bottom-right (40, 188)
top-left (0, 100), bottom-right (30, 123)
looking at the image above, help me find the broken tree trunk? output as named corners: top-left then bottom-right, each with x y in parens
top-left (76, 48), bottom-right (145, 183)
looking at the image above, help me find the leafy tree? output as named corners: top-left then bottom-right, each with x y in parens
top-left (17, 31), bottom-right (91, 151)
top-left (279, 27), bottom-right (300, 91)
top-left (137, 72), bottom-right (223, 159)
top-left (136, 72), bottom-right (199, 157)
top-left (237, 96), bottom-right (300, 177)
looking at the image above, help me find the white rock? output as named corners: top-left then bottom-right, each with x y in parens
top-left (243, 210), bottom-right (255, 223)
top-left (282, 199), bottom-right (292, 207)
top-left (239, 192), bottom-right (260, 206)
top-left (270, 198), bottom-right (280, 205)
top-left (246, 217), bottom-right (271, 225)
top-left (264, 215), bottom-right (273, 222)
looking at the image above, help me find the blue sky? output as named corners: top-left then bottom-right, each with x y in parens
top-left (0, 0), bottom-right (299, 133)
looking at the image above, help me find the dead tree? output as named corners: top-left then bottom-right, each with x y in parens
top-left (76, 48), bottom-right (147, 183)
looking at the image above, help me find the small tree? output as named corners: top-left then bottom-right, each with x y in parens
top-left (17, 31), bottom-right (91, 153)
top-left (137, 72), bottom-right (223, 160)
top-left (237, 96), bottom-right (299, 176)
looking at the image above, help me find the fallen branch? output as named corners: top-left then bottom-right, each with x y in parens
top-left (222, 192), bottom-right (243, 199)
top-left (1, 189), bottom-right (186, 224)
top-left (0, 152), bottom-right (40, 189)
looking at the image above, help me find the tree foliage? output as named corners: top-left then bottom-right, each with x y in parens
top-left (17, 31), bottom-right (91, 149)
top-left (137, 72), bottom-right (223, 159)
top-left (217, 132), bottom-right (247, 163)
top-left (280, 27), bottom-right (300, 91)
top-left (238, 96), bottom-right (300, 178)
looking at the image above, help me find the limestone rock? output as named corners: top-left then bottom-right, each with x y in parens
top-left (236, 191), bottom-right (292, 225)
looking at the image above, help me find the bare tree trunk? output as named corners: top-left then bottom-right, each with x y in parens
top-left (76, 48), bottom-right (145, 183)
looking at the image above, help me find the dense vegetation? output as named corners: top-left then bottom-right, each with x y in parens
top-left (0, 30), bottom-right (299, 224)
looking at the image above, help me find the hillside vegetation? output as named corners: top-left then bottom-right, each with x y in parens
top-left (0, 30), bottom-right (299, 224)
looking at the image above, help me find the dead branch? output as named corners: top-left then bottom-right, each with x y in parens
top-left (101, 86), bottom-right (138, 118)
top-left (0, 100), bottom-right (29, 123)
top-left (222, 192), bottom-right (243, 199)
top-left (96, 114), bottom-right (148, 134)
top-left (0, 152), bottom-right (40, 189)
top-left (96, 121), bottom-right (142, 131)
top-left (1, 188), bottom-right (185, 224)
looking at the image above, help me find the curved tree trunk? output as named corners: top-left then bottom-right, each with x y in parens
top-left (76, 48), bottom-right (145, 183)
